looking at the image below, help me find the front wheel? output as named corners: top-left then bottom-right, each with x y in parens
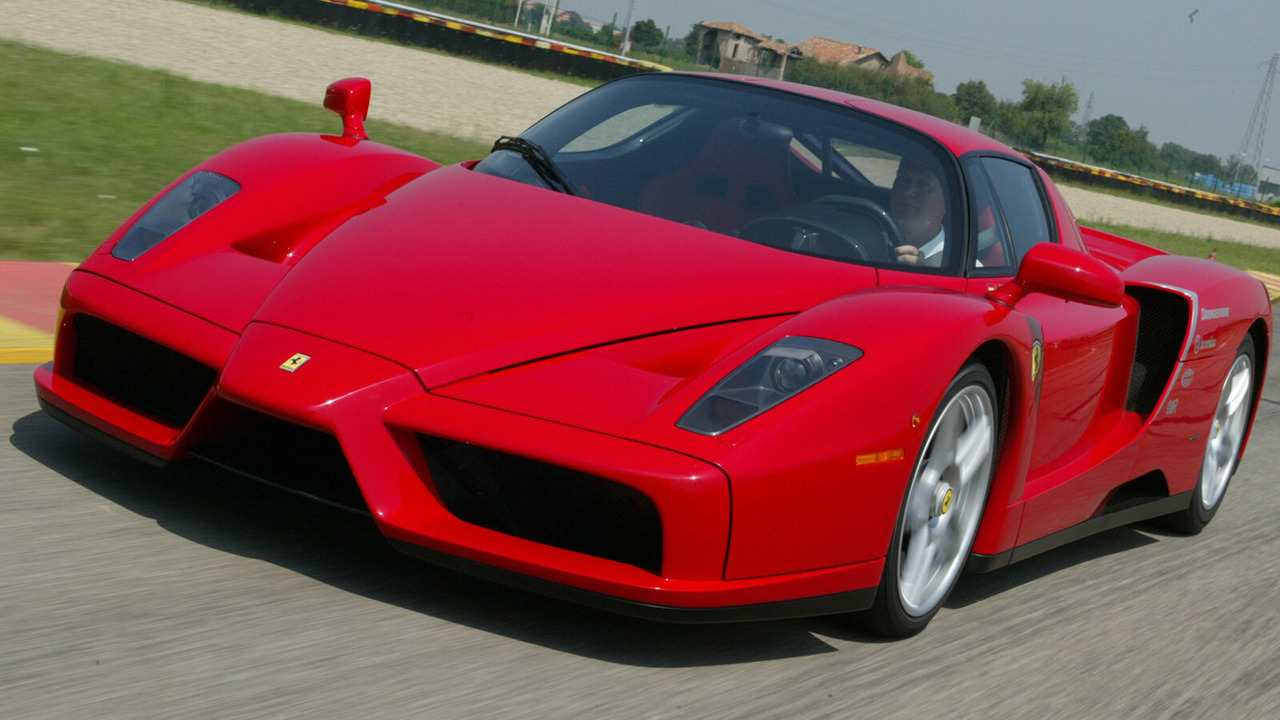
top-left (1159, 335), bottom-right (1256, 534)
top-left (856, 362), bottom-right (998, 638)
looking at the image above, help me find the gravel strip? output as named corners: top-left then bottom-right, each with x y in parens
top-left (0, 0), bottom-right (587, 140)
top-left (6, 0), bottom-right (1280, 249)
top-left (1059, 187), bottom-right (1280, 249)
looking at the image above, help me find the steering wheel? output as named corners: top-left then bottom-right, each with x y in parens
top-left (810, 195), bottom-right (902, 260)
top-left (739, 196), bottom-right (902, 263)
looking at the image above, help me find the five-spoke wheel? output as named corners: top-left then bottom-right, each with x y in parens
top-left (1160, 335), bottom-right (1256, 534)
top-left (858, 361), bottom-right (998, 637)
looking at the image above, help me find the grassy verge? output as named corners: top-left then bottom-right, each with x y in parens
top-left (0, 41), bottom-right (490, 261)
top-left (1087, 222), bottom-right (1280, 276)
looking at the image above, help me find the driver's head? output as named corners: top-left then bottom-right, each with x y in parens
top-left (890, 156), bottom-right (946, 247)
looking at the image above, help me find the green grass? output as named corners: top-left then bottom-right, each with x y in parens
top-left (0, 40), bottom-right (490, 261)
top-left (2, 39), bottom-right (1276, 279)
top-left (1088, 223), bottom-right (1280, 276)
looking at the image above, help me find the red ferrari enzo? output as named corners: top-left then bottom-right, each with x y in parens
top-left (35, 73), bottom-right (1270, 637)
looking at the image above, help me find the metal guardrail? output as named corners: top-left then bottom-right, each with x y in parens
top-left (314, 0), bottom-right (670, 72)
top-left (1024, 151), bottom-right (1280, 226)
top-left (247, 0), bottom-right (673, 80)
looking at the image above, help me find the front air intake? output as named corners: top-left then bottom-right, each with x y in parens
top-left (419, 436), bottom-right (663, 574)
top-left (72, 314), bottom-right (217, 427)
top-left (188, 404), bottom-right (367, 514)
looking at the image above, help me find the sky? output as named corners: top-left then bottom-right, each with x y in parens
top-left (555, 0), bottom-right (1280, 165)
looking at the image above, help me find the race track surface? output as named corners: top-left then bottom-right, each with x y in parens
top-left (5, 348), bottom-right (1280, 717)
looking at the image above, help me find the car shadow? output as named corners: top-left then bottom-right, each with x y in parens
top-left (11, 411), bottom-right (843, 665)
top-left (10, 409), bottom-right (1168, 662)
top-left (944, 527), bottom-right (1159, 609)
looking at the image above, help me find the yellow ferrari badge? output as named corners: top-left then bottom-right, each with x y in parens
top-left (280, 353), bottom-right (311, 372)
top-left (1031, 341), bottom-right (1043, 381)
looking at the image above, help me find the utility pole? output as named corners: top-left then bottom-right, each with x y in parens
top-left (545, 0), bottom-right (560, 37)
top-left (620, 0), bottom-right (636, 56)
top-left (1233, 52), bottom-right (1278, 193)
top-left (1080, 91), bottom-right (1095, 162)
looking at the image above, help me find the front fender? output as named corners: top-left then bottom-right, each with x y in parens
top-left (713, 287), bottom-right (1041, 580)
top-left (76, 133), bottom-right (440, 333)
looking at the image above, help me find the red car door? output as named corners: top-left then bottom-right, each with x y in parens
top-left (964, 155), bottom-right (1139, 541)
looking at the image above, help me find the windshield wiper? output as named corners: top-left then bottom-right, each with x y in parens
top-left (491, 135), bottom-right (578, 196)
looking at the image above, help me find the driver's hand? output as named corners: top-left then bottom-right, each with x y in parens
top-left (895, 244), bottom-right (921, 264)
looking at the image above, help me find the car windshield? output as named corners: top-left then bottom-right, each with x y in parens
top-left (474, 74), bottom-right (963, 271)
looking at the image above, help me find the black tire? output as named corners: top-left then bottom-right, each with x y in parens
top-left (1158, 334), bottom-right (1256, 534)
top-left (855, 361), bottom-right (999, 638)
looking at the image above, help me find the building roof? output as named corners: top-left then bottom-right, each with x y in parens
top-left (887, 52), bottom-right (934, 84)
top-left (698, 22), bottom-right (769, 43)
top-left (757, 39), bottom-right (793, 57)
top-left (793, 37), bottom-right (883, 66)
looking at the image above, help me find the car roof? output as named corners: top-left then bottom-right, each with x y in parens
top-left (672, 73), bottom-right (1016, 158)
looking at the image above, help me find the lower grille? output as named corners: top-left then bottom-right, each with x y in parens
top-left (189, 405), bottom-right (367, 514)
top-left (72, 315), bottom-right (216, 427)
top-left (419, 436), bottom-right (663, 574)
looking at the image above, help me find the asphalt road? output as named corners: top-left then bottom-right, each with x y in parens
top-left (4, 346), bottom-right (1280, 719)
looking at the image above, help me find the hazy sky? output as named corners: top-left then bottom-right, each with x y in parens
top-left (555, 0), bottom-right (1279, 164)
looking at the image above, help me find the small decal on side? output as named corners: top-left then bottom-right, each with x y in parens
top-left (1193, 335), bottom-right (1217, 354)
top-left (1180, 368), bottom-right (1194, 387)
top-left (1200, 307), bottom-right (1230, 321)
top-left (1031, 341), bottom-right (1043, 381)
top-left (280, 353), bottom-right (311, 372)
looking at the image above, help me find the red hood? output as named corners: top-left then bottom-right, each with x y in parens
top-left (254, 165), bottom-right (876, 387)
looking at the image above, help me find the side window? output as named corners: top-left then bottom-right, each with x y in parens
top-left (965, 164), bottom-right (1015, 273)
top-left (980, 157), bottom-right (1054, 264)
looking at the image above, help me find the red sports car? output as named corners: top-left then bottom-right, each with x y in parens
top-left (35, 73), bottom-right (1270, 637)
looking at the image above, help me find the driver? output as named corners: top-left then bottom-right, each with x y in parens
top-left (890, 157), bottom-right (947, 266)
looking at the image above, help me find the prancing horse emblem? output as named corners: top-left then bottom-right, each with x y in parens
top-left (280, 353), bottom-right (311, 372)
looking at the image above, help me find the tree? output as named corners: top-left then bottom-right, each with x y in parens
top-left (992, 99), bottom-right (1028, 145)
top-left (628, 18), bottom-right (664, 49)
top-left (682, 24), bottom-right (701, 60)
top-left (556, 12), bottom-right (599, 43)
top-left (1158, 141), bottom-right (1200, 181)
top-left (1085, 114), bottom-right (1157, 171)
top-left (1018, 78), bottom-right (1078, 149)
top-left (783, 58), bottom-right (956, 121)
top-left (1223, 155), bottom-right (1258, 185)
top-left (1159, 142), bottom-right (1195, 171)
top-left (1086, 113), bottom-right (1129, 163)
top-left (1189, 151), bottom-right (1223, 178)
top-left (953, 80), bottom-right (996, 126)
top-left (901, 50), bottom-right (924, 69)
top-left (596, 22), bottom-right (617, 51)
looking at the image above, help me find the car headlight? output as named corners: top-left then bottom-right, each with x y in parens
top-left (678, 337), bottom-right (862, 435)
top-left (111, 171), bottom-right (240, 260)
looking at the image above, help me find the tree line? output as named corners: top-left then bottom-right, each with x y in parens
top-left (323, 2), bottom-right (1266, 196)
top-left (775, 51), bottom-right (1261, 197)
